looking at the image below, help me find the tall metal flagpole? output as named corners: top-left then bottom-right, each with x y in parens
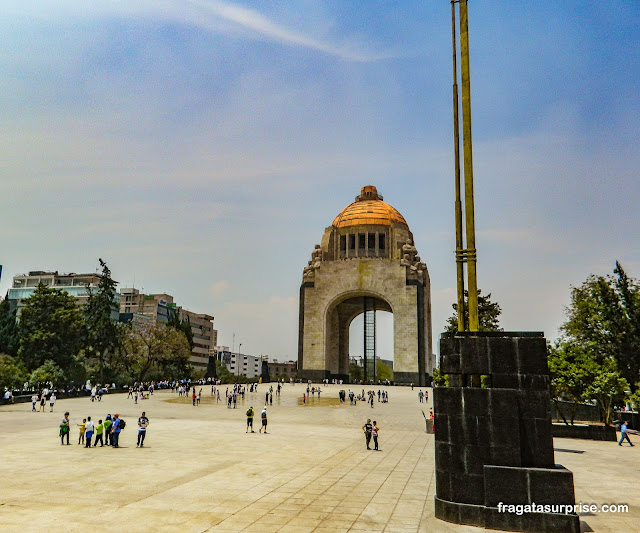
top-left (458, 0), bottom-right (479, 331)
top-left (451, 0), bottom-right (466, 332)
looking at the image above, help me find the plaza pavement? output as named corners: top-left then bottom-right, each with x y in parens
top-left (0, 384), bottom-right (637, 533)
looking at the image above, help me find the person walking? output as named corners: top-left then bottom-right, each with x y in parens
top-left (60, 412), bottom-right (71, 445)
top-left (362, 419), bottom-right (373, 450)
top-left (94, 419), bottom-right (104, 447)
top-left (84, 417), bottom-right (94, 448)
top-left (31, 393), bottom-right (38, 412)
top-left (137, 411), bottom-right (149, 447)
top-left (619, 421), bottom-right (635, 446)
top-left (111, 414), bottom-right (121, 448)
top-left (372, 421), bottom-right (380, 450)
top-left (246, 406), bottom-right (255, 433)
top-left (259, 407), bottom-right (268, 434)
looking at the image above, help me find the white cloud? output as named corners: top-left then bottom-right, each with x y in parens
top-left (4, 0), bottom-right (389, 62)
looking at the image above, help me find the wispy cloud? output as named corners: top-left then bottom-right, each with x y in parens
top-left (5, 0), bottom-right (389, 62)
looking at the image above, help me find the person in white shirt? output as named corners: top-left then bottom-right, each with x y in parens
top-left (49, 393), bottom-right (56, 412)
top-left (84, 417), bottom-right (95, 448)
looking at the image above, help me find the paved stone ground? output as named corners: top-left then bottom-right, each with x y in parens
top-left (0, 385), bottom-right (637, 532)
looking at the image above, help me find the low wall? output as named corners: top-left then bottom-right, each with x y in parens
top-left (552, 423), bottom-right (617, 441)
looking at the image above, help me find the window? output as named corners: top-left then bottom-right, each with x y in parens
top-left (340, 235), bottom-right (347, 257)
top-left (349, 234), bottom-right (356, 251)
top-left (379, 233), bottom-right (385, 251)
top-left (358, 234), bottom-right (365, 250)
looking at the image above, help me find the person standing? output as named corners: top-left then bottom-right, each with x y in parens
top-left (362, 419), bottom-right (373, 450)
top-left (111, 414), bottom-right (121, 448)
top-left (84, 417), bottom-right (94, 448)
top-left (246, 406), bottom-right (255, 433)
top-left (39, 392), bottom-right (46, 412)
top-left (78, 418), bottom-right (86, 445)
top-left (192, 389), bottom-right (196, 406)
top-left (372, 421), bottom-right (380, 451)
top-left (94, 419), bottom-right (104, 447)
top-left (103, 415), bottom-right (112, 446)
top-left (60, 412), bottom-right (71, 445)
top-left (619, 421), bottom-right (635, 446)
top-left (49, 392), bottom-right (56, 412)
top-left (31, 393), bottom-right (38, 412)
top-left (259, 407), bottom-right (268, 434)
top-left (137, 411), bottom-right (149, 447)
top-left (134, 391), bottom-right (138, 404)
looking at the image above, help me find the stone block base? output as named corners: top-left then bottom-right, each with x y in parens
top-left (435, 497), bottom-right (580, 533)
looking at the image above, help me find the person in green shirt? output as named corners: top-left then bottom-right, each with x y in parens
top-left (103, 415), bottom-right (112, 446)
top-left (94, 419), bottom-right (104, 447)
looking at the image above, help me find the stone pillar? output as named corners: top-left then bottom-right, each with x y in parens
top-left (434, 332), bottom-right (579, 533)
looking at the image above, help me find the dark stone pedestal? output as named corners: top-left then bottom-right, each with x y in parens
top-left (434, 332), bottom-right (580, 533)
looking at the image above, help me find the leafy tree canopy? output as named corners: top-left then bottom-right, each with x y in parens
top-left (29, 359), bottom-right (64, 389)
top-left (0, 354), bottom-right (28, 391)
top-left (445, 289), bottom-right (503, 333)
top-left (84, 259), bottom-right (125, 382)
top-left (376, 361), bottom-right (393, 382)
top-left (562, 261), bottom-right (640, 392)
top-left (0, 298), bottom-right (19, 357)
top-left (19, 283), bottom-right (84, 372)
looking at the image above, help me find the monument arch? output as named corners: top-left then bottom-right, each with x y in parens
top-left (298, 185), bottom-right (434, 385)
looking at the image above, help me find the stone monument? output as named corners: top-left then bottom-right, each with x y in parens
top-left (434, 1), bottom-right (579, 531)
top-left (298, 185), bottom-right (434, 385)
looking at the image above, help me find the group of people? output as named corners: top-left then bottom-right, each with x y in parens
top-left (32, 390), bottom-right (56, 412)
top-left (362, 419), bottom-right (380, 450)
top-left (245, 406), bottom-right (269, 433)
top-left (417, 390), bottom-right (428, 403)
top-left (59, 411), bottom-right (149, 448)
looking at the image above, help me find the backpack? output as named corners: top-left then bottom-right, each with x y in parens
top-left (246, 409), bottom-right (253, 417)
top-left (119, 419), bottom-right (126, 430)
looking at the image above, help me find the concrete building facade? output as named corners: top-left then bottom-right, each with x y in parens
top-left (8, 271), bottom-right (119, 316)
top-left (119, 288), bottom-right (217, 371)
top-left (298, 186), bottom-right (434, 386)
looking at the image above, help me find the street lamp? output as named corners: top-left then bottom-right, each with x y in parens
top-left (238, 343), bottom-right (242, 376)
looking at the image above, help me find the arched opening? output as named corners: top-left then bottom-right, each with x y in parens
top-left (324, 294), bottom-right (392, 383)
top-left (349, 310), bottom-right (393, 382)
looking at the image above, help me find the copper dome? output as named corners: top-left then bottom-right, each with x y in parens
top-left (332, 186), bottom-right (409, 229)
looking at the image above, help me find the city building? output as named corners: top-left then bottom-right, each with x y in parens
top-left (119, 288), bottom-right (217, 371)
top-left (7, 271), bottom-right (120, 316)
top-left (267, 360), bottom-right (298, 380)
top-left (216, 348), bottom-right (261, 378)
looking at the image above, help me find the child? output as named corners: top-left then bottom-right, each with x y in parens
top-left (94, 419), bottom-right (104, 447)
top-left (78, 418), bottom-right (86, 445)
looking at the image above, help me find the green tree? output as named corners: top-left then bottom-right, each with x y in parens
top-left (122, 322), bottom-right (192, 382)
top-left (445, 289), bottom-right (503, 333)
top-left (349, 363), bottom-right (362, 382)
top-left (376, 361), bottom-right (393, 382)
top-left (548, 341), bottom-right (597, 425)
top-left (19, 283), bottom-right (85, 372)
top-left (0, 354), bottom-right (28, 391)
top-left (167, 312), bottom-right (194, 350)
top-left (29, 359), bottom-right (64, 388)
top-left (584, 358), bottom-right (629, 426)
top-left (0, 298), bottom-right (20, 356)
top-left (84, 259), bottom-right (125, 383)
top-left (562, 262), bottom-right (640, 392)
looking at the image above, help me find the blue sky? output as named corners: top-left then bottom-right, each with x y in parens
top-left (1, 1), bottom-right (639, 361)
